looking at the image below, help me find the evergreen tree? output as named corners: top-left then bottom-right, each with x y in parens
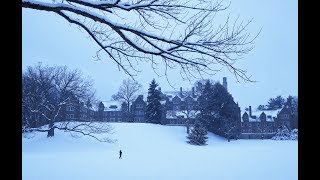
top-left (198, 80), bottom-right (215, 131)
top-left (257, 105), bottom-right (267, 110)
top-left (285, 95), bottom-right (294, 107)
top-left (198, 80), bottom-right (240, 139)
top-left (284, 95), bottom-right (298, 129)
top-left (146, 79), bottom-right (162, 124)
top-left (210, 82), bottom-right (239, 138)
top-left (267, 95), bottom-right (285, 110)
top-left (213, 83), bottom-right (237, 135)
top-left (186, 120), bottom-right (208, 145)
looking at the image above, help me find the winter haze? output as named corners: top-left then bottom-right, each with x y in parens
top-left (22, 0), bottom-right (297, 109)
top-left (22, 0), bottom-right (298, 179)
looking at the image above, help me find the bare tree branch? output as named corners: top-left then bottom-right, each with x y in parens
top-left (22, 63), bottom-right (113, 142)
top-left (23, 0), bottom-right (259, 82)
top-left (112, 78), bottom-right (142, 112)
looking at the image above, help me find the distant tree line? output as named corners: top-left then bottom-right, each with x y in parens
top-left (257, 95), bottom-right (297, 111)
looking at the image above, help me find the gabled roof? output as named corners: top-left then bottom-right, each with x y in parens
top-left (241, 108), bottom-right (281, 122)
top-left (163, 90), bottom-right (198, 101)
top-left (101, 101), bottom-right (122, 111)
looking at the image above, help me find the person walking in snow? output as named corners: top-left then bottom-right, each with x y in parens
top-left (119, 150), bottom-right (122, 159)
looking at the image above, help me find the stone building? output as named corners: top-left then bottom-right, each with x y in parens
top-left (239, 105), bottom-right (297, 139)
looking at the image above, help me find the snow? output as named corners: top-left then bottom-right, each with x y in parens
top-left (166, 110), bottom-right (200, 119)
top-left (23, 123), bottom-right (297, 180)
top-left (242, 109), bottom-right (281, 122)
top-left (101, 101), bottom-right (122, 111)
top-left (163, 90), bottom-right (198, 101)
top-left (160, 100), bottom-right (166, 105)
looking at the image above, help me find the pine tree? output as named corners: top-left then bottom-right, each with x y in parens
top-left (186, 120), bottom-right (208, 145)
top-left (198, 80), bottom-right (215, 131)
top-left (199, 82), bottom-right (240, 138)
top-left (211, 83), bottom-right (239, 134)
top-left (146, 79), bottom-right (162, 124)
top-left (267, 95), bottom-right (285, 110)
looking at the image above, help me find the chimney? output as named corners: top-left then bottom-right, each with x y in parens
top-left (158, 87), bottom-right (161, 92)
top-left (180, 87), bottom-right (182, 96)
top-left (223, 77), bottom-right (227, 91)
top-left (192, 87), bottom-right (195, 96)
top-left (138, 95), bottom-right (143, 100)
top-left (249, 106), bottom-right (252, 117)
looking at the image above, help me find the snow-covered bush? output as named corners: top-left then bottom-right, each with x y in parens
top-left (272, 126), bottom-right (298, 140)
top-left (290, 129), bottom-right (298, 140)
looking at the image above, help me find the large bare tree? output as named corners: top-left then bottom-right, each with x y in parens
top-left (22, 0), bottom-right (259, 82)
top-left (22, 63), bottom-right (113, 142)
top-left (112, 78), bottom-right (142, 112)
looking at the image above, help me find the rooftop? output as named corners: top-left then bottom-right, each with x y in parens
top-left (101, 101), bottom-right (122, 111)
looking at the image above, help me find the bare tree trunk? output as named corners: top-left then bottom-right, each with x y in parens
top-left (47, 122), bottom-right (54, 137)
top-left (127, 100), bottom-right (130, 112)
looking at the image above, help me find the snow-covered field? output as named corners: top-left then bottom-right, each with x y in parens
top-left (23, 123), bottom-right (297, 180)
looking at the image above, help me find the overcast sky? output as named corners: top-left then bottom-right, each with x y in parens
top-left (22, 0), bottom-right (297, 110)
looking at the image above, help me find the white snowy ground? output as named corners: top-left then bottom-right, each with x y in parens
top-left (23, 123), bottom-right (297, 180)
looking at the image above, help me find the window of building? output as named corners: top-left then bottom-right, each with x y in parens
top-left (118, 118), bottom-right (122, 122)
top-left (241, 123), bottom-right (244, 127)
top-left (80, 107), bottom-right (87, 113)
top-left (173, 99), bottom-right (179, 104)
top-left (110, 118), bottom-right (116, 122)
top-left (103, 118), bottom-right (108, 121)
top-left (135, 117), bottom-right (143, 122)
top-left (282, 114), bottom-right (289, 119)
top-left (66, 106), bottom-right (75, 111)
top-left (257, 123), bottom-right (260, 127)
top-left (188, 105), bottom-right (193, 110)
top-left (137, 104), bottom-right (143, 108)
top-left (135, 111), bottom-right (143, 115)
top-left (173, 105), bottom-right (180, 110)
top-left (110, 112), bottom-right (115, 116)
top-left (33, 114), bottom-right (40, 119)
top-left (80, 114), bottom-right (87, 119)
top-left (66, 114), bottom-right (74, 119)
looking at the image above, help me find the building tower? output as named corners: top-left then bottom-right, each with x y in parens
top-left (223, 77), bottom-right (227, 91)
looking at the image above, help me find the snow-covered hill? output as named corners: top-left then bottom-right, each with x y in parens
top-left (23, 123), bottom-right (297, 180)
